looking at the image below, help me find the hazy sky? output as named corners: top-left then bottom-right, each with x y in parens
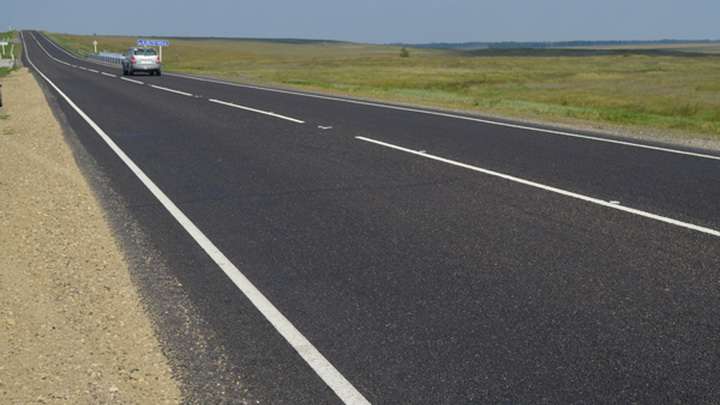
top-left (4, 0), bottom-right (719, 43)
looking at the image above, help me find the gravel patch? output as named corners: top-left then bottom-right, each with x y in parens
top-left (0, 68), bottom-right (181, 404)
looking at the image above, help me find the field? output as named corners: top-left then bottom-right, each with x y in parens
top-left (47, 32), bottom-right (720, 140)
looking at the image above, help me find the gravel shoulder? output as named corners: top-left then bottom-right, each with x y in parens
top-left (0, 67), bottom-right (180, 404)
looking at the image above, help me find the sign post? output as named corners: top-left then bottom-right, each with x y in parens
top-left (137, 39), bottom-right (170, 62)
top-left (93, 40), bottom-right (98, 54)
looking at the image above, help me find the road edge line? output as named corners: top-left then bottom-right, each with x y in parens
top-left (169, 73), bottom-right (720, 162)
top-left (22, 31), bottom-right (370, 405)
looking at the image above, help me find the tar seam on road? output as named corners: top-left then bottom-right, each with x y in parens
top-left (150, 84), bottom-right (194, 97)
top-left (22, 31), bottom-right (370, 405)
top-left (209, 98), bottom-right (305, 124)
top-left (356, 136), bottom-right (720, 238)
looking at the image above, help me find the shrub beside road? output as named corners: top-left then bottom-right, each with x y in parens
top-left (0, 31), bottom-right (21, 77)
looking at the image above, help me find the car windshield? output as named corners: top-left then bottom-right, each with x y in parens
top-left (133, 48), bottom-right (157, 56)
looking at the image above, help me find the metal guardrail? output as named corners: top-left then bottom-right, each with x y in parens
top-left (88, 52), bottom-right (124, 65)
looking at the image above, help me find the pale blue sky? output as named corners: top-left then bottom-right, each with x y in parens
top-left (5, 0), bottom-right (719, 43)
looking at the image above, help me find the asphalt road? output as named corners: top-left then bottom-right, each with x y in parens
top-left (21, 31), bottom-right (720, 404)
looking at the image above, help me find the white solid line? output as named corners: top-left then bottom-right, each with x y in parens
top-left (167, 73), bottom-right (720, 162)
top-left (38, 32), bottom-right (123, 70)
top-left (36, 31), bottom-right (81, 60)
top-left (120, 77), bottom-right (144, 85)
top-left (39, 31), bottom-right (119, 68)
top-left (32, 34), bottom-right (69, 66)
top-left (22, 31), bottom-right (369, 405)
top-left (355, 136), bottom-right (720, 238)
top-left (209, 98), bottom-right (305, 124)
top-left (101, 72), bottom-right (117, 78)
top-left (150, 84), bottom-right (193, 97)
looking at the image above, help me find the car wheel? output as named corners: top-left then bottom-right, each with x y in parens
top-left (156, 70), bottom-right (162, 77)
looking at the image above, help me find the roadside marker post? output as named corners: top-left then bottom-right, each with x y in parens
top-left (93, 40), bottom-right (98, 54)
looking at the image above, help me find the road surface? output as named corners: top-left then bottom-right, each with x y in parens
top-left (20, 31), bottom-right (720, 403)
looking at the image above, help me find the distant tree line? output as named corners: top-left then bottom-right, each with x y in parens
top-left (394, 39), bottom-right (720, 50)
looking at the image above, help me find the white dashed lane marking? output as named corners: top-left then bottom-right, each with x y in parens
top-left (120, 77), bottom-right (144, 85)
top-left (209, 98), bottom-right (305, 124)
top-left (356, 136), bottom-right (720, 238)
top-left (150, 84), bottom-right (193, 97)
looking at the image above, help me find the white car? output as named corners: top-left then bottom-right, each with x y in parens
top-left (122, 47), bottom-right (161, 76)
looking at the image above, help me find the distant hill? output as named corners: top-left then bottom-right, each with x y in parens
top-left (81, 33), bottom-right (348, 45)
top-left (166, 36), bottom-right (349, 45)
top-left (394, 39), bottom-right (720, 50)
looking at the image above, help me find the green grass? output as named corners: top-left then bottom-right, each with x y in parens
top-left (0, 30), bottom-right (20, 77)
top-left (47, 32), bottom-right (720, 139)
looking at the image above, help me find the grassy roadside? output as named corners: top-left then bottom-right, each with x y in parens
top-left (47, 32), bottom-right (720, 141)
top-left (0, 31), bottom-right (21, 77)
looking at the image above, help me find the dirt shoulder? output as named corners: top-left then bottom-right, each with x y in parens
top-left (0, 68), bottom-right (180, 403)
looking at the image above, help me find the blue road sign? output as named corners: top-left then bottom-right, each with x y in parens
top-left (137, 39), bottom-right (170, 47)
